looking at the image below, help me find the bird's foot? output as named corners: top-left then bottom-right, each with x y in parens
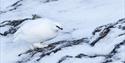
top-left (32, 42), bottom-right (48, 49)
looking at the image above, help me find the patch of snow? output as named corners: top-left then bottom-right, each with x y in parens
top-left (0, 0), bottom-right (124, 63)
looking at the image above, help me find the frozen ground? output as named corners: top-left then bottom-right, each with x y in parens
top-left (0, 0), bottom-right (125, 63)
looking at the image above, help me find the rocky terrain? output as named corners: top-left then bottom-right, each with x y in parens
top-left (0, 0), bottom-right (124, 63)
top-left (0, 17), bottom-right (125, 63)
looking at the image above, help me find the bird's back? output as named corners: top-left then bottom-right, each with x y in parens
top-left (13, 19), bottom-right (58, 43)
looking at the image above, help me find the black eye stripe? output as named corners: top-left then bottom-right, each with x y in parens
top-left (56, 25), bottom-right (63, 30)
top-left (56, 26), bottom-right (60, 28)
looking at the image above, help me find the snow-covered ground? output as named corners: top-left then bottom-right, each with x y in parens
top-left (0, 0), bottom-right (125, 63)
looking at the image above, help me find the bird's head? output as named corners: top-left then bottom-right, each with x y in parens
top-left (41, 18), bottom-right (63, 31)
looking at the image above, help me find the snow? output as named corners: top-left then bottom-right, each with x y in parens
top-left (61, 57), bottom-right (105, 63)
top-left (0, 0), bottom-right (125, 63)
top-left (0, 0), bottom-right (124, 37)
top-left (0, 0), bottom-right (18, 11)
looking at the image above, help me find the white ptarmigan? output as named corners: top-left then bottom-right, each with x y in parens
top-left (13, 18), bottom-right (63, 49)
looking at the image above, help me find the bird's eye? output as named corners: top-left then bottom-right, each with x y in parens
top-left (56, 25), bottom-right (63, 30)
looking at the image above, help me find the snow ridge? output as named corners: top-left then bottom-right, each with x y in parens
top-left (1, 18), bottom-right (124, 63)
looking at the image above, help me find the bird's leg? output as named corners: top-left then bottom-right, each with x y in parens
top-left (32, 42), bottom-right (48, 49)
top-left (18, 42), bottom-right (53, 56)
top-left (30, 44), bottom-right (35, 50)
top-left (18, 43), bottom-right (42, 56)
